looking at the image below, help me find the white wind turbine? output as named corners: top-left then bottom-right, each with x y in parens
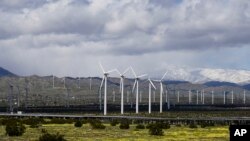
top-left (155, 71), bottom-right (168, 113)
top-left (130, 67), bottom-right (147, 114)
top-left (147, 78), bottom-right (156, 114)
top-left (99, 63), bottom-right (117, 115)
top-left (116, 68), bottom-right (130, 115)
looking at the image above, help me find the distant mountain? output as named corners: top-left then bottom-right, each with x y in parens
top-left (242, 84), bottom-right (250, 91)
top-left (156, 66), bottom-right (250, 84)
top-left (0, 67), bottom-right (16, 77)
top-left (203, 81), bottom-right (239, 87)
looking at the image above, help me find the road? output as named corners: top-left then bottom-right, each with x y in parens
top-left (1, 113), bottom-right (250, 122)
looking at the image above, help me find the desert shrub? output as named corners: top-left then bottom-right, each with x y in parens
top-left (189, 122), bottom-right (198, 128)
top-left (159, 122), bottom-right (170, 129)
top-left (200, 122), bottom-right (215, 128)
top-left (81, 119), bottom-right (88, 124)
top-left (39, 132), bottom-right (67, 141)
top-left (49, 118), bottom-right (74, 124)
top-left (74, 120), bottom-right (82, 128)
top-left (110, 119), bottom-right (119, 126)
top-left (119, 119), bottom-right (130, 129)
top-left (5, 121), bottom-right (26, 136)
top-left (22, 118), bottom-right (43, 128)
top-left (176, 124), bottom-right (182, 127)
top-left (136, 124), bottom-right (145, 129)
top-left (133, 119), bottom-right (144, 124)
top-left (89, 119), bottom-right (105, 129)
top-left (148, 123), bottom-right (164, 136)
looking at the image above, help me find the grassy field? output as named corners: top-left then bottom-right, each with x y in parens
top-left (0, 123), bottom-right (229, 141)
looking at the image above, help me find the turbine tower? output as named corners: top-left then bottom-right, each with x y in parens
top-left (7, 81), bottom-right (14, 113)
top-left (116, 68), bottom-right (130, 115)
top-left (131, 67), bottom-right (147, 114)
top-left (99, 63), bottom-right (117, 115)
top-left (155, 71), bottom-right (168, 113)
top-left (147, 78), bottom-right (156, 114)
top-left (243, 90), bottom-right (246, 104)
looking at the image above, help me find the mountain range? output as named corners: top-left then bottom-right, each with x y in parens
top-left (0, 67), bottom-right (16, 77)
top-left (156, 66), bottom-right (250, 84)
top-left (1, 66), bottom-right (250, 85)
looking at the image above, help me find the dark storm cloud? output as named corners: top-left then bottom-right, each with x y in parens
top-left (0, 0), bottom-right (250, 76)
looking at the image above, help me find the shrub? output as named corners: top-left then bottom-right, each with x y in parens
top-left (119, 119), bottom-right (130, 129)
top-left (49, 118), bottom-right (74, 124)
top-left (5, 121), bottom-right (26, 136)
top-left (159, 122), bottom-right (170, 129)
top-left (110, 119), bottom-right (119, 126)
top-left (39, 132), bottom-right (67, 141)
top-left (189, 123), bottom-right (198, 128)
top-left (74, 120), bottom-right (82, 128)
top-left (148, 123), bottom-right (164, 136)
top-left (176, 124), bottom-right (182, 127)
top-left (136, 124), bottom-right (145, 129)
top-left (89, 119), bottom-right (105, 129)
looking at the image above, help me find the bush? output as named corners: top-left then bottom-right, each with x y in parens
top-left (119, 119), bottom-right (130, 129)
top-left (74, 120), bottom-right (82, 128)
top-left (49, 118), bottom-right (74, 124)
top-left (148, 123), bottom-right (164, 136)
top-left (89, 119), bottom-right (105, 129)
top-left (5, 121), bottom-right (26, 136)
top-left (110, 120), bottom-right (119, 126)
top-left (200, 122), bottom-right (215, 128)
top-left (136, 124), bottom-right (145, 129)
top-left (176, 124), bottom-right (182, 127)
top-left (22, 118), bottom-right (42, 128)
top-left (159, 122), bottom-right (170, 129)
top-left (39, 132), bottom-right (67, 141)
top-left (189, 123), bottom-right (198, 128)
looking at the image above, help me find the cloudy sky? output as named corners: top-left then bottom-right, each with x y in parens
top-left (0, 0), bottom-right (250, 77)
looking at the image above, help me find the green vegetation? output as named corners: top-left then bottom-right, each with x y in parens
top-left (74, 120), bottom-right (82, 128)
top-left (110, 119), bottom-right (119, 126)
top-left (189, 122), bottom-right (198, 128)
top-left (119, 119), bottom-right (130, 129)
top-left (136, 124), bottom-right (145, 129)
top-left (88, 119), bottom-right (106, 129)
top-left (5, 120), bottom-right (26, 136)
top-left (0, 120), bottom-right (229, 140)
top-left (39, 131), bottom-right (67, 141)
top-left (148, 123), bottom-right (164, 136)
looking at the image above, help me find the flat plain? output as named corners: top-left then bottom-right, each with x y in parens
top-left (0, 123), bottom-right (229, 141)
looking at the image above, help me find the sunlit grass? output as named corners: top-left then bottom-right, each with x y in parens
top-left (0, 123), bottom-right (229, 141)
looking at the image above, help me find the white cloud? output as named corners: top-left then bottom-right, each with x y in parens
top-left (0, 0), bottom-right (250, 76)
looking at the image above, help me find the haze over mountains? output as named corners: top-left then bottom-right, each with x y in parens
top-left (1, 66), bottom-right (250, 85)
top-left (160, 66), bottom-right (250, 84)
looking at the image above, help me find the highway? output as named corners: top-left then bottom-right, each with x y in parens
top-left (1, 113), bottom-right (250, 123)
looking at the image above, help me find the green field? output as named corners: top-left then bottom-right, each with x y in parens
top-left (0, 123), bottom-right (229, 141)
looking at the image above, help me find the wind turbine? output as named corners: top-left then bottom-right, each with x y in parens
top-left (7, 81), bottom-right (14, 113)
top-left (130, 67), bottom-right (147, 114)
top-left (155, 71), bottom-right (168, 113)
top-left (99, 63), bottom-right (117, 115)
top-left (116, 68), bottom-right (130, 114)
top-left (147, 78), bottom-right (156, 114)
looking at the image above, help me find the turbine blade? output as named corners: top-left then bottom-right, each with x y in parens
top-left (132, 80), bottom-right (136, 92)
top-left (116, 69), bottom-right (122, 75)
top-left (99, 62), bottom-right (105, 73)
top-left (161, 71), bottom-right (168, 81)
top-left (138, 74), bottom-right (147, 78)
top-left (122, 67), bottom-right (130, 75)
top-left (130, 66), bottom-right (137, 77)
top-left (106, 69), bottom-right (117, 74)
top-left (99, 76), bottom-right (104, 91)
top-left (149, 79), bottom-right (156, 89)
